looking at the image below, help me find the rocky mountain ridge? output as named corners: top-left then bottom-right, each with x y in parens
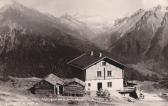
top-left (101, 5), bottom-right (168, 77)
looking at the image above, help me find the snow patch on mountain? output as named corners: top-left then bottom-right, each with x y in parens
top-left (71, 13), bottom-right (114, 36)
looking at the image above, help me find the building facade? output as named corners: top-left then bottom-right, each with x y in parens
top-left (67, 51), bottom-right (125, 96)
top-left (85, 60), bottom-right (124, 96)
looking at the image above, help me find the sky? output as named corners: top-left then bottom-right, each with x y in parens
top-left (0, 0), bottom-right (168, 20)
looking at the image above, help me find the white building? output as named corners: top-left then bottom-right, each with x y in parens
top-left (67, 51), bottom-right (125, 96)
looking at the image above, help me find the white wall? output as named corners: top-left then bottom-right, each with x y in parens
top-left (85, 60), bottom-right (123, 80)
top-left (85, 79), bottom-right (123, 91)
top-left (85, 60), bottom-right (124, 96)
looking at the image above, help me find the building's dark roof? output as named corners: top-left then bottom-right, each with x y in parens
top-left (67, 52), bottom-right (125, 70)
top-left (63, 78), bottom-right (85, 86)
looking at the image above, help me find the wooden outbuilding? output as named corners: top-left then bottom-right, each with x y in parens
top-left (29, 73), bottom-right (64, 96)
top-left (63, 78), bottom-right (85, 96)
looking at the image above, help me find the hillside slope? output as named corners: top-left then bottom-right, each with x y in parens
top-left (93, 6), bottom-right (168, 77)
top-left (0, 0), bottom-right (97, 78)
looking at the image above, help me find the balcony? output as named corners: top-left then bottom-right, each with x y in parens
top-left (117, 87), bottom-right (136, 93)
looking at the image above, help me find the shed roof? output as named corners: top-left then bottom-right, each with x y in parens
top-left (44, 73), bottom-right (64, 85)
top-left (64, 78), bottom-right (85, 86)
top-left (67, 52), bottom-right (125, 70)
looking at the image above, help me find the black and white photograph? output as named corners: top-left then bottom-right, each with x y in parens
top-left (0, 0), bottom-right (168, 106)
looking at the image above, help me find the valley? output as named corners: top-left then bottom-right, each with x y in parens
top-left (0, 1), bottom-right (167, 80)
top-left (0, 0), bottom-right (168, 106)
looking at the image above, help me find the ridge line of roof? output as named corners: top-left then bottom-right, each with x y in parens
top-left (81, 56), bottom-right (107, 70)
top-left (67, 53), bottom-right (86, 64)
top-left (105, 56), bottom-right (126, 67)
top-left (68, 63), bottom-right (85, 70)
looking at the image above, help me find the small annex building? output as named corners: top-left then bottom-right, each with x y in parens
top-left (63, 78), bottom-right (85, 96)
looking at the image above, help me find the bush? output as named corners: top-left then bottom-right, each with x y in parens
top-left (96, 89), bottom-right (111, 101)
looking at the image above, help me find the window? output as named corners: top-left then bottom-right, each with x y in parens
top-left (102, 61), bottom-right (106, 66)
top-left (88, 83), bottom-right (91, 87)
top-left (107, 71), bottom-right (112, 77)
top-left (107, 82), bottom-right (112, 87)
top-left (97, 71), bottom-right (102, 77)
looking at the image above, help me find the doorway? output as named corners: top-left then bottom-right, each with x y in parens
top-left (97, 82), bottom-right (102, 90)
top-left (59, 85), bottom-right (63, 95)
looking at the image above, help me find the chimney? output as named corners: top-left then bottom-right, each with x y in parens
top-left (99, 52), bottom-right (102, 57)
top-left (90, 51), bottom-right (94, 56)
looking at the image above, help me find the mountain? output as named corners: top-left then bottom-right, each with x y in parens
top-left (111, 7), bottom-right (164, 61)
top-left (57, 14), bottom-right (96, 40)
top-left (57, 14), bottom-right (114, 41)
top-left (93, 9), bottom-right (146, 49)
top-left (144, 9), bottom-right (168, 75)
top-left (73, 14), bottom-right (114, 38)
top-left (94, 5), bottom-right (168, 77)
top-left (0, 0), bottom-right (97, 78)
top-left (0, 0), bottom-right (166, 80)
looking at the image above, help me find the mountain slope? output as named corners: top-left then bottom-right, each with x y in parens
top-left (93, 9), bottom-right (146, 49)
top-left (0, 0), bottom-right (97, 78)
top-left (0, 1), bottom-right (96, 50)
top-left (144, 11), bottom-right (168, 75)
top-left (57, 14), bottom-right (96, 40)
top-left (93, 5), bottom-right (168, 77)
